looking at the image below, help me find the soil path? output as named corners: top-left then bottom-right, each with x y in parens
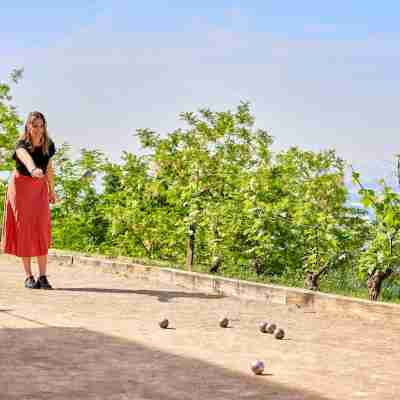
top-left (0, 255), bottom-right (398, 399)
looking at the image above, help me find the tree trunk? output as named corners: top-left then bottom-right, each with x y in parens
top-left (304, 271), bottom-right (320, 291)
top-left (186, 223), bottom-right (196, 272)
top-left (304, 262), bottom-right (331, 291)
top-left (249, 257), bottom-right (264, 275)
top-left (367, 269), bottom-right (392, 301)
top-left (209, 223), bottom-right (222, 273)
top-left (209, 256), bottom-right (222, 273)
top-left (304, 254), bottom-right (347, 292)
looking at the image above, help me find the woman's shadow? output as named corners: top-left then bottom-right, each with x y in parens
top-left (54, 287), bottom-right (224, 303)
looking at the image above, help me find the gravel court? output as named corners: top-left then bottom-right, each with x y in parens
top-left (0, 255), bottom-right (399, 399)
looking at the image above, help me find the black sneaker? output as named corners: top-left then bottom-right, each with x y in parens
top-left (24, 276), bottom-right (37, 289)
top-left (37, 275), bottom-right (53, 290)
top-left (32, 278), bottom-right (41, 289)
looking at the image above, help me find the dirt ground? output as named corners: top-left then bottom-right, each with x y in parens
top-left (0, 255), bottom-right (399, 400)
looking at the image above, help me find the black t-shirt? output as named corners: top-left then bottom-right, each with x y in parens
top-left (12, 138), bottom-right (56, 176)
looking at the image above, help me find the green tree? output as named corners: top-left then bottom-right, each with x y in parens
top-left (97, 151), bottom-right (179, 258)
top-left (135, 102), bottom-right (273, 271)
top-left (353, 171), bottom-right (400, 300)
top-left (245, 147), bottom-right (366, 289)
top-left (51, 145), bottom-right (108, 251)
top-left (0, 68), bottom-right (23, 223)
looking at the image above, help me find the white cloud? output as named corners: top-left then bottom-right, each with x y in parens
top-left (1, 5), bottom-right (399, 180)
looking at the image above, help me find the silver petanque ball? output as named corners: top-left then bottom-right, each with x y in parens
top-left (259, 321), bottom-right (269, 333)
top-left (274, 328), bottom-right (285, 340)
top-left (219, 317), bottom-right (229, 328)
top-left (266, 323), bottom-right (277, 334)
top-left (159, 318), bottom-right (169, 329)
top-left (250, 360), bottom-right (265, 375)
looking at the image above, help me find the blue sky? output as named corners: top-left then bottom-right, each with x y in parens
top-left (1, 1), bottom-right (400, 188)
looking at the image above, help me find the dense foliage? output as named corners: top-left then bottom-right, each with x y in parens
top-left (1, 72), bottom-right (399, 301)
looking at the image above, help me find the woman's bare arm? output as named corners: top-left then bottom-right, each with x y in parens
top-left (16, 148), bottom-right (36, 173)
top-left (15, 148), bottom-right (44, 178)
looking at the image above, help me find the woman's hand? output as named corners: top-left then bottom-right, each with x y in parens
top-left (49, 190), bottom-right (58, 204)
top-left (31, 167), bottom-right (44, 178)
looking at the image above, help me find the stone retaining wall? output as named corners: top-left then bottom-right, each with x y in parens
top-left (44, 251), bottom-right (400, 322)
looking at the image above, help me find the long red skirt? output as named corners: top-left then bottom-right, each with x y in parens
top-left (1, 170), bottom-right (51, 257)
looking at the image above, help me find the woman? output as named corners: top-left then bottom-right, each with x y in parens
top-left (1, 111), bottom-right (57, 289)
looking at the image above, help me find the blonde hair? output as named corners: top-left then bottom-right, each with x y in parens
top-left (19, 111), bottom-right (50, 155)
